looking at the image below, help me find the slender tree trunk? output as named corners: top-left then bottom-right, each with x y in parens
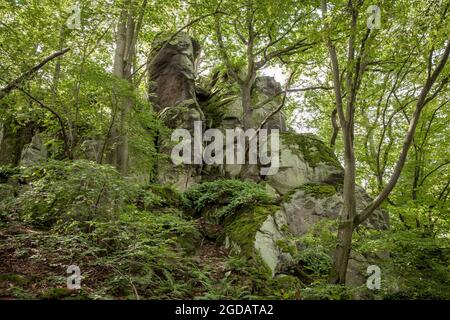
top-left (241, 82), bottom-right (253, 130)
top-left (108, 0), bottom-right (146, 174)
top-left (330, 122), bottom-right (356, 284)
top-left (108, 6), bottom-right (128, 169)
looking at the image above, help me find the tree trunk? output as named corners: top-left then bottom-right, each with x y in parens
top-left (241, 83), bottom-right (253, 130)
top-left (330, 123), bottom-right (356, 284)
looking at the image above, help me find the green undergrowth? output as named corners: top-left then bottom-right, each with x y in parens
top-left (184, 179), bottom-right (275, 224)
top-left (0, 160), bottom-right (206, 299)
top-left (2, 162), bottom-right (446, 300)
top-left (198, 255), bottom-right (302, 300)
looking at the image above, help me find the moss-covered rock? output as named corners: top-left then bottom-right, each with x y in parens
top-left (223, 204), bottom-right (279, 257)
top-left (283, 182), bottom-right (338, 202)
top-left (222, 205), bottom-right (295, 276)
top-left (280, 132), bottom-right (341, 168)
top-left (265, 132), bottom-right (344, 195)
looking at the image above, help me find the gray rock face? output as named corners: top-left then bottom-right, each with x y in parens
top-left (148, 33), bottom-right (203, 191)
top-left (148, 32), bottom-right (201, 112)
top-left (20, 134), bottom-right (47, 165)
top-left (254, 212), bottom-right (293, 276)
top-left (263, 132), bottom-right (344, 195)
top-left (281, 185), bottom-right (389, 237)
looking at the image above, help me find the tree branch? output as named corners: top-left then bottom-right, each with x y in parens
top-left (18, 88), bottom-right (70, 158)
top-left (355, 38), bottom-right (450, 226)
top-left (0, 48), bottom-right (70, 101)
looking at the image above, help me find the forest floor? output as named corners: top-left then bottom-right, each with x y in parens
top-left (0, 219), bottom-right (232, 300)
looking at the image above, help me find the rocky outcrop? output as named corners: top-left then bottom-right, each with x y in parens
top-left (148, 32), bottom-right (204, 190)
top-left (265, 132), bottom-right (344, 195)
top-left (148, 32), bottom-right (201, 112)
top-left (20, 133), bottom-right (47, 165)
top-left (148, 32), bottom-right (390, 286)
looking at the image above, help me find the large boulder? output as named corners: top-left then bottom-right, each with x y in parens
top-left (265, 132), bottom-right (344, 195)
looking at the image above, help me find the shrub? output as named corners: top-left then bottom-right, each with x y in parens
top-left (5, 160), bottom-right (138, 228)
top-left (184, 179), bottom-right (274, 224)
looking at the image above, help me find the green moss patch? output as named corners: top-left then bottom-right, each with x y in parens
top-left (283, 182), bottom-right (338, 202)
top-left (185, 179), bottom-right (274, 223)
top-left (298, 183), bottom-right (338, 199)
top-left (280, 132), bottom-right (341, 168)
top-left (223, 205), bottom-right (279, 260)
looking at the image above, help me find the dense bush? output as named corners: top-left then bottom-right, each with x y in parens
top-left (184, 179), bottom-right (274, 223)
top-left (0, 160), bottom-right (207, 299)
top-left (1, 160), bottom-right (137, 228)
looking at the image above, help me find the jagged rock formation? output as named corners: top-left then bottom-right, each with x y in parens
top-left (148, 32), bottom-right (389, 285)
top-left (148, 32), bottom-right (204, 190)
top-left (148, 32), bottom-right (201, 112)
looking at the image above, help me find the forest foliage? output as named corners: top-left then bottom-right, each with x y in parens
top-left (0, 0), bottom-right (449, 300)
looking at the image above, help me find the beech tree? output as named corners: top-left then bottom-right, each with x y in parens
top-left (320, 0), bottom-right (450, 284)
top-left (190, 0), bottom-right (319, 129)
